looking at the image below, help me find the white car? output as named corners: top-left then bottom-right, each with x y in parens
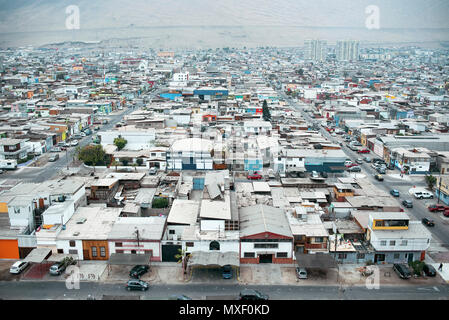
top-left (10, 261), bottom-right (29, 274)
top-left (70, 140), bottom-right (79, 146)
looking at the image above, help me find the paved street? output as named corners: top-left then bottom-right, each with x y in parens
top-left (0, 281), bottom-right (448, 300)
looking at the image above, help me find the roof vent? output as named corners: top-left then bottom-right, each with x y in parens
top-left (76, 218), bottom-right (87, 224)
top-left (73, 232), bottom-right (80, 236)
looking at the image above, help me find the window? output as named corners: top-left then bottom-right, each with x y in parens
top-left (91, 246), bottom-right (97, 257)
top-left (69, 240), bottom-right (76, 247)
top-left (315, 237), bottom-right (324, 243)
top-left (69, 249), bottom-right (78, 255)
top-left (57, 249), bottom-right (63, 254)
top-left (380, 240), bottom-right (387, 246)
top-left (115, 242), bottom-right (122, 247)
top-left (276, 252), bottom-right (288, 258)
top-left (394, 253), bottom-right (400, 259)
top-left (401, 240), bottom-right (408, 246)
top-left (209, 241), bottom-right (220, 251)
top-left (100, 247), bottom-right (106, 257)
top-left (389, 240), bottom-right (396, 246)
top-left (151, 153), bottom-right (156, 157)
top-left (357, 253), bottom-right (365, 259)
top-left (169, 230), bottom-right (175, 235)
top-left (186, 242), bottom-right (194, 247)
top-left (375, 221), bottom-right (382, 227)
top-left (244, 252), bottom-right (255, 258)
top-left (338, 253), bottom-right (347, 259)
top-left (131, 250), bottom-right (136, 254)
top-left (116, 250), bottom-right (124, 254)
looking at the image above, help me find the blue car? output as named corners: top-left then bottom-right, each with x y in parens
top-left (390, 189), bottom-right (400, 197)
top-left (222, 265), bottom-right (232, 279)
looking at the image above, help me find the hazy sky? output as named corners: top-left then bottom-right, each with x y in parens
top-left (0, 0), bottom-right (449, 33)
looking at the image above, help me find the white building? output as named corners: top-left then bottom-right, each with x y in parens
top-left (167, 138), bottom-right (213, 170)
top-left (99, 127), bottom-right (156, 151)
top-left (304, 39), bottom-right (327, 62)
top-left (336, 40), bottom-right (360, 61)
top-left (108, 216), bottom-right (166, 262)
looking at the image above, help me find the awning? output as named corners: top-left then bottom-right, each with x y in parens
top-left (189, 251), bottom-right (240, 267)
top-left (295, 252), bottom-right (338, 269)
top-left (23, 248), bottom-right (52, 263)
top-left (108, 253), bottom-right (152, 265)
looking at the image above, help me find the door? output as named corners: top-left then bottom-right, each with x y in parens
top-left (407, 253), bottom-right (414, 264)
top-left (162, 244), bottom-right (182, 262)
top-left (39, 198), bottom-right (45, 209)
top-left (374, 254), bottom-right (385, 263)
top-left (259, 254), bottom-right (273, 263)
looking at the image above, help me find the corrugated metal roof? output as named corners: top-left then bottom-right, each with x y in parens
top-left (239, 205), bottom-right (292, 238)
top-left (189, 251), bottom-right (239, 267)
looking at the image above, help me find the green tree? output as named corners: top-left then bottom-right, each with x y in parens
top-left (425, 174), bottom-right (437, 191)
top-left (78, 145), bottom-right (107, 171)
top-left (136, 158), bottom-right (143, 166)
top-left (113, 137), bottom-right (127, 151)
top-left (262, 100), bottom-right (271, 122)
top-left (152, 197), bottom-right (169, 208)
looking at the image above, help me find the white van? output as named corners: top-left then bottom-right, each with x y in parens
top-left (0, 159), bottom-right (17, 170)
top-left (10, 261), bottom-right (29, 274)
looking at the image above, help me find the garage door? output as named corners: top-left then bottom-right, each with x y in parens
top-left (162, 244), bottom-right (182, 262)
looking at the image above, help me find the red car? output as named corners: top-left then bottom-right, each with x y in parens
top-left (345, 163), bottom-right (358, 168)
top-left (428, 204), bottom-right (449, 212)
top-left (444, 209), bottom-right (449, 217)
top-left (247, 173), bottom-right (263, 180)
top-left (357, 149), bottom-right (370, 154)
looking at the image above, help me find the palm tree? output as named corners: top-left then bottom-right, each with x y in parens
top-left (174, 248), bottom-right (189, 274)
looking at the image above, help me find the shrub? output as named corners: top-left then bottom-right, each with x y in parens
top-left (152, 197), bottom-right (169, 208)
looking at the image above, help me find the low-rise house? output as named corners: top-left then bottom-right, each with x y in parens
top-left (0, 138), bottom-right (29, 160)
top-left (239, 204), bottom-right (294, 264)
top-left (56, 206), bottom-right (122, 260)
top-left (108, 216), bottom-right (167, 261)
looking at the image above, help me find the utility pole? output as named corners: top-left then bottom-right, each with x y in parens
top-left (135, 228), bottom-right (140, 254)
top-left (437, 171), bottom-right (442, 204)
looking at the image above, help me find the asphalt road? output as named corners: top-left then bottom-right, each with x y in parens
top-left (0, 281), bottom-right (448, 300)
top-left (281, 93), bottom-right (449, 250)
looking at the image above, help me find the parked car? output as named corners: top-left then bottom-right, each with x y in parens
top-left (413, 191), bottom-right (434, 199)
top-left (444, 210), bottom-right (449, 217)
top-left (402, 199), bottom-right (413, 208)
top-left (390, 189), bottom-right (400, 197)
top-left (149, 167), bottom-right (157, 175)
top-left (428, 204), bottom-right (449, 212)
top-left (320, 171), bottom-right (328, 178)
top-left (129, 265), bottom-right (149, 278)
top-left (49, 257), bottom-right (76, 276)
top-left (296, 267), bottom-right (308, 279)
top-left (311, 171), bottom-right (319, 178)
top-left (50, 147), bottom-right (61, 153)
top-left (239, 289), bottom-right (269, 301)
top-left (393, 264), bottom-right (412, 279)
top-left (126, 279), bottom-right (149, 291)
top-left (377, 167), bottom-right (386, 174)
top-left (222, 264), bottom-right (232, 279)
top-left (70, 140), bottom-right (79, 146)
top-left (422, 218), bottom-right (435, 227)
top-left (344, 160), bottom-right (353, 167)
top-left (423, 264), bottom-right (437, 277)
top-left (374, 174), bottom-right (384, 181)
top-left (348, 166), bottom-right (361, 172)
top-left (363, 157), bottom-right (371, 163)
top-left (357, 149), bottom-right (370, 154)
top-left (356, 158), bottom-right (363, 164)
top-left (0, 169), bottom-right (4, 174)
top-left (10, 261), bottom-right (29, 274)
top-left (247, 173), bottom-right (263, 180)
top-left (48, 154), bottom-right (59, 162)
